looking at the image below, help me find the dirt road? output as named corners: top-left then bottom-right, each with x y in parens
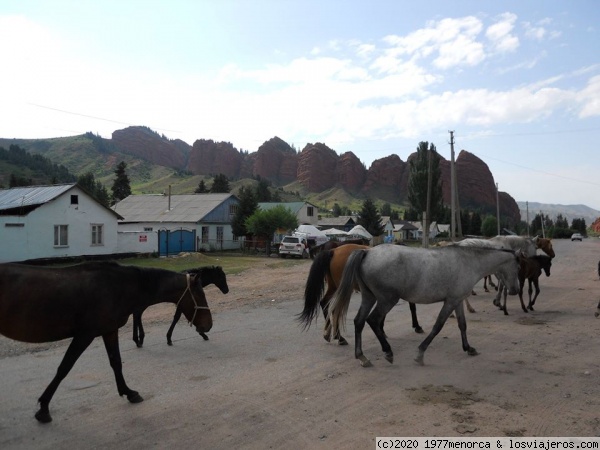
top-left (1, 239), bottom-right (599, 448)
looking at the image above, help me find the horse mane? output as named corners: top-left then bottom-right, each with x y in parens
top-left (182, 265), bottom-right (222, 274)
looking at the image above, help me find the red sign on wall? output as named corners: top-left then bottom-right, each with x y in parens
top-left (139, 235), bottom-right (147, 242)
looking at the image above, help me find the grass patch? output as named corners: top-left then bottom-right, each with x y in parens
top-left (117, 252), bottom-right (308, 275)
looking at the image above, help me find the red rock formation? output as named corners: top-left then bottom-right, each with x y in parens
top-left (187, 139), bottom-right (242, 178)
top-left (106, 127), bottom-right (521, 222)
top-left (297, 143), bottom-right (338, 191)
top-left (253, 137), bottom-right (298, 184)
top-left (363, 154), bottom-right (406, 198)
top-left (336, 152), bottom-right (366, 192)
top-left (111, 126), bottom-right (189, 168)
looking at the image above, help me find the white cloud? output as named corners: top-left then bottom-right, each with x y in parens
top-left (486, 12), bottom-right (519, 53)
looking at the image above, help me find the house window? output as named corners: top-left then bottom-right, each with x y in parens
top-left (54, 225), bottom-right (68, 246)
top-left (143, 227), bottom-right (153, 232)
top-left (202, 226), bottom-right (209, 244)
top-left (70, 195), bottom-right (79, 205)
top-left (91, 224), bottom-right (104, 245)
top-left (233, 235), bottom-right (239, 242)
top-left (307, 206), bottom-right (314, 217)
top-left (229, 204), bottom-right (238, 218)
top-left (217, 226), bottom-right (224, 245)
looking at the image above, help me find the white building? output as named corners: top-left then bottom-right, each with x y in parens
top-left (0, 184), bottom-right (123, 263)
top-left (114, 193), bottom-right (241, 255)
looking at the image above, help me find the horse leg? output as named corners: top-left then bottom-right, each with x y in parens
top-left (502, 285), bottom-right (510, 315)
top-left (454, 300), bottom-right (477, 356)
top-left (415, 301), bottom-right (456, 366)
top-left (366, 300), bottom-right (398, 364)
top-left (353, 294), bottom-right (377, 367)
top-left (409, 302), bottom-right (424, 333)
top-left (518, 278), bottom-right (528, 313)
top-left (528, 279), bottom-right (540, 310)
top-left (493, 280), bottom-right (503, 308)
top-left (132, 311), bottom-right (144, 348)
top-left (483, 276), bottom-right (489, 293)
top-left (102, 330), bottom-right (143, 404)
top-left (35, 334), bottom-right (95, 423)
top-left (464, 298), bottom-right (476, 313)
top-left (321, 286), bottom-right (347, 346)
top-left (166, 307), bottom-right (183, 346)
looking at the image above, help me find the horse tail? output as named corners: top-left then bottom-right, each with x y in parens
top-left (298, 250), bottom-right (334, 329)
top-left (329, 249), bottom-right (368, 340)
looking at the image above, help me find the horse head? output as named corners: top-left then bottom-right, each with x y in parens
top-left (180, 273), bottom-right (213, 334)
top-left (534, 236), bottom-right (555, 259)
top-left (211, 266), bottom-right (229, 294)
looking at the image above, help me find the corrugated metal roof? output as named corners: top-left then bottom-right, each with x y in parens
top-left (114, 193), bottom-right (233, 222)
top-left (0, 184), bottom-right (76, 212)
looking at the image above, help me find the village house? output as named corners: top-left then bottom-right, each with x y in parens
top-left (114, 193), bottom-right (241, 255)
top-left (0, 184), bottom-right (124, 263)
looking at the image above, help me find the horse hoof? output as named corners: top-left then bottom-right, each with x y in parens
top-left (414, 355), bottom-right (425, 366)
top-left (467, 348), bottom-right (478, 356)
top-left (200, 333), bottom-right (209, 341)
top-left (414, 326), bottom-right (424, 334)
top-left (135, 342), bottom-right (143, 348)
top-left (167, 340), bottom-right (173, 346)
top-left (127, 391), bottom-right (144, 404)
top-left (35, 410), bottom-right (52, 424)
top-left (338, 337), bottom-right (348, 346)
top-left (595, 312), bottom-right (600, 318)
top-left (385, 353), bottom-right (394, 364)
top-left (323, 335), bottom-right (331, 343)
top-left (358, 356), bottom-right (372, 367)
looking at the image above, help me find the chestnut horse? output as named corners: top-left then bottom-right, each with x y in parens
top-left (0, 261), bottom-right (212, 423)
top-left (309, 238), bottom-right (369, 259)
top-left (299, 244), bottom-right (424, 346)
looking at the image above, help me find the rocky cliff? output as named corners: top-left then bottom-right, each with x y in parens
top-left (111, 126), bottom-right (190, 169)
top-left (109, 126), bottom-right (520, 222)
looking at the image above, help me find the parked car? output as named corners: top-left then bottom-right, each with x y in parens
top-left (278, 236), bottom-right (308, 258)
top-left (571, 233), bottom-right (583, 241)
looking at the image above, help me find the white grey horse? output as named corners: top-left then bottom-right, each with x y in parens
top-left (328, 244), bottom-right (521, 367)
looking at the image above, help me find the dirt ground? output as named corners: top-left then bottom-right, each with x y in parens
top-left (1, 239), bottom-right (599, 448)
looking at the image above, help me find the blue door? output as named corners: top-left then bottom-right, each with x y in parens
top-left (158, 228), bottom-right (196, 256)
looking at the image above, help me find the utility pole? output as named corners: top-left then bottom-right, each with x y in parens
top-left (423, 148), bottom-right (432, 248)
top-left (496, 183), bottom-right (500, 235)
top-left (449, 131), bottom-right (456, 240)
top-left (526, 201), bottom-right (530, 236)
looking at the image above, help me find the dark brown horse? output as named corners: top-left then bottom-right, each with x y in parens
top-left (498, 255), bottom-right (552, 315)
top-left (309, 238), bottom-right (369, 259)
top-left (132, 265), bottom-right (228, 347)
top-left (299, 244), bottom-right (423, 346)
top-left (0, 261), bottom-right (212, 423)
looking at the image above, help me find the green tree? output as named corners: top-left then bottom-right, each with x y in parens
top-left (332, 203), bottom-right (342, 217)
top-left (407, 142), bottom-right (444, 222)
top-left (77, 171), bottom-right (110, 207)
top-left (255, 179), bottom-right (272, 202)
top-left (194, 179), bottom-right (208, 193)
top-left (111, 161), bottom-right (132, 205)
top-left (231, 186), bottom-right (258, 237)
top-left (245, 205), bottom-right (298, 256)
top-left (380, 203), bottom-right (392, 217)
top-left (470, 212), bottom-right (482, 236)
top-left (358, 198), bottom-right (384, 236)
top-left (481, 215), bottom-right (498, 237)
top-left (210, 173), bottom-right (230, 193)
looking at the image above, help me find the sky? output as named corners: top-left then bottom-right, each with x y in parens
top-left (1, 1), bottom-right (600, 210)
